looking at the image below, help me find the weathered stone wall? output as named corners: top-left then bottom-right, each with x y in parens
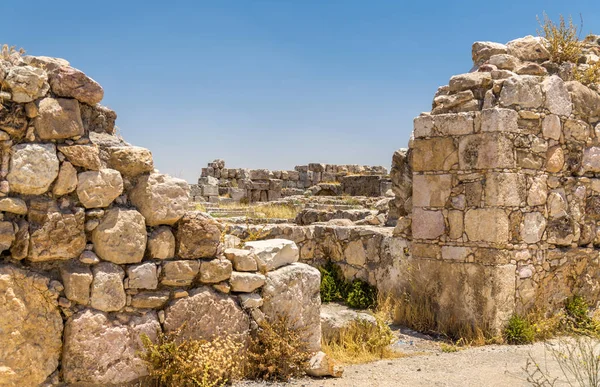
top-left (194, 159), bottom-right (389, 203)
top-left (407, 34), bottom-right (600, 331)
top-left (0, 54), bottom-right (323, 386)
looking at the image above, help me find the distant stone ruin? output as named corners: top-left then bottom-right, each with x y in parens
top-left (192, 159), bottom-right (390, 203)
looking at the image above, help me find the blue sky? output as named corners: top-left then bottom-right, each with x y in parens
top-left (2, 1), bottom-right (599, 182)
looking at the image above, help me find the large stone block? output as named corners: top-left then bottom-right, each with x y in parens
top-left (5, 65), bottom-right (49, 103)
top-left (176, 211), bottom-right (222, 259)
top-left (161, 260), bottom-right (200, 286)
top-left (507, 35), bottom-right (550, 61)
top-left (61, 261), bottom-right (93, 305)
top-left (7, 143), bottom-right (59, 195)
top-left (35, 97), bottom-right (85, 140)
top-left (0, 265), bottom-right (63, 387)
top-left (77, 169), bottom-right (124, 209)
top-left (480, 108), bottom-right (519, 133)
top-left (58, 144), bottom-right (102, 170)
top-left (412, 208), bottom-right (445, 239)
top-left (130, 173), bottom-right (190, 226)
top-left (458, 133), bottom-right (515, 170)
top-left (261, 263), bottom-right (322, 352)
top-left (412, 174), bottom-right (452, 207)
top-left (90, 262), bottom-right (126, 312)
top-left (107, 146), bottom-right (154, 176)
top-left (464, 208), bottom-right (509, 244)
top-left (565, 81), bottom-right (600, 119)
top-left (62, 310), bottom-right (160, 385)
top-left (48, 65), bottom-right (104, 105)
top-left (412, 137), bottom-right (458, 172)
top-left (243, 239), bottom-right (299, 271)
top-left (542, 75), bottom-right (572, 116)
top-left (92, 208), bottom-right (147, 264)
top-left (499, 75), bottom-right (543, 108)
top-left (484, 172), bottom-right (526, 207)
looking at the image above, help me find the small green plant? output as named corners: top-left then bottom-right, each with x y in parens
top-left (346, 279), bottom-right (378, 310)
top-left (140, 328), bottom-right (244, 387)
top-left (564, 295), bottom-right (599, 334)
top-left (537, 13), bottom-right (583, 64)
top-left (440, 343), bottom-right (460, 353)
top-left (245, 315), bottom-right (311, 382)
top-left (319, 261), bottom-right (350, 303)
top-left (504, 315), bottom-right (535, 345)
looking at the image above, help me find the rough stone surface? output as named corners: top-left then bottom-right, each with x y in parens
top-left (244, 239), bottom-right (299, 271)
top-left (130, 173), bottom-right (190, 226)
top-left (164, 287), bottom-right (249, 342)
top-left (464, 208), bottom-right (509, 244)
top-left (53, 161), bottom-right (78, 196)
top-left (127, 263), bottom-right (158, 290)
top-left (35, 97), bottom-right (84, 140)
top-left (229, 271), bottom-right (266, 292)
top-left (8, 143), bottom-right (59, 195)
top-left (320, 303), bottom-right (377, 341)
top-left (62, 310), bottom-right (160, 385)
top-left (200, 258), bottom-right (233, 284)
top-left (0, 265), bottom-right (63, 387)
top-left (262, 263), bottom-right (322, 352)
top-left (107, 146), bottom-right (154, 176)
top-left (499, 75), bottom-right (543, 108)
top-left (147, 226), bottom-right (176, 259)
top-left (49, 66), bottom-right (104, 105)
top-left (0, 197), bottom-right (27, 215)
top-left (161, 260), bottom-right (200, 286)
top-left (61, 261), bottom-right (93, 305)
top-left (58, 144), bottom-right (102, 170)
top-left (90, 262), bottom-right (126, 312)
top-left (506, 35), bottom-right (550, 61)
top-left (92, 208), bottom-right (147, 264)
top-left (176, 211), bottom-right (221, 259)
top-left (77, 169), bottom-right (124, 208)
top-left (412, 208), bottom-right (445, 239)
top-left (5, 65), bottom-right (49, 103)
top-left (224, 248), bottom-right (259, 272)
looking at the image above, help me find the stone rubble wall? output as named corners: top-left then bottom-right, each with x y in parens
top-left (406, 34), bottom-right (600, 331)
top-left (193, 159), bottom-right (390, 203)
top-left (0, 55), bottom-right (322, 387)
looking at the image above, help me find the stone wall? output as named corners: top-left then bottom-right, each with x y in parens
top-left (407, 34), bottom-right (600, 331)
top-left (193, 159), bottom-right (390, 203)
top-left (0, 54), bottom-right (322, 386)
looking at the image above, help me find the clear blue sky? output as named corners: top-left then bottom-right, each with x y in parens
top-left (2, 1), bottom-right (599, 182)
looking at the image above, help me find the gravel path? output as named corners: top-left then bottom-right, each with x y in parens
top-left (237, 328), bottom-right (584, 387)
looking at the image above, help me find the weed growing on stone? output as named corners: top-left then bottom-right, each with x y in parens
top-left (537, 13), bottom-right (583, 64)
top-left (245, 315), bottom-right (311, 382)
top-left (504, 315), bottom-right (535, 345)
top-left (319, 261), bottom-right (377, 309)
top-left (346, 279), bottom-right (378, 309)
top-left (140, 328), bottom-right (244, 387)
top-left (563, 295), bottom-right (600, 335)
top-left (574, 61), bottom-right (600, 87)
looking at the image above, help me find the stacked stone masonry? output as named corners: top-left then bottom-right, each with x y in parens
top-left (0, 54), bottom-right (323, 386)
top-left (192, 159), bottom-right (390, 203)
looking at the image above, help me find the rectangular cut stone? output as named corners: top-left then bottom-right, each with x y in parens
top-left (464, 208), bottom-right (509, 244)
top-left (458, 133), bottom-right (515, 170)
top-left (413, 115), bottom-right (434, 138)
top-left (448, 210), bottom-right (464, 239)
top-left (441, 246), bottom-right (471, 261)
top-left (412, 208), bottom-right (445, 239)
top-left (434, 113), bottom-right (474, 136)
top-left (411, 242), bottom-right (441, 259)
top-left (412, 174), bottom-right (452, 207)
top-left (484, 172), bottom-right (526, 207)
top-left (412, 138), bottom-right (458, 172)
top-left (481, 108), bottom-right (519, 133)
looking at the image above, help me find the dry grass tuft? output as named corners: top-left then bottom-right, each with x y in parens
top-left (574, 61), bottom-right (600, 86)
top-left (252, 203), bottom-right (299, 219)
top-left (140, 328), bottom-right (244, 387)
top-left (537, 13), bottom-right (583, 64)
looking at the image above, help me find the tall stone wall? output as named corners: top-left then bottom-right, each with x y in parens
top-left (0, 54), bottom-right (322, 386)
top-left (408, 34), bottom-right (600, 331)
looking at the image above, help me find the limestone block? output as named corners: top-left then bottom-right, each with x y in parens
top-left (464, 208), bottom-right (509, 244)
top-left (201, 184), bottom-right (219, 196)
top-left (521, 212), bottom-right (547, 244)
top-left (448, 210), bottom-right (464, 239)
top-left (412, 174), bottom-right (452, 207)
top-left (35, 97), bottom-right (85, 140)
top-left (8, 143), bottom-right (59, 195)
top-left (53, 161), bottom-right (78, 196)
top-left (261, 263), bottom-right (321, 352)
top-left (546, 146), bottom-right (565, 173)
top-left (77, 169), bottom-right (124, 208)
top-left (0, 265), bottom-right (62, 387)
top-left (176, 211), bottom-right (222, 259)
top-left (411, 137), bottom-right (458, 172)
top-left (130, 173), bottom-right (190, 226)
top-left (542, 75), bottom-right (572, 116)
top-left (307, 351), bottom-right (344, 378)
top-left (528, 175), bottom-right (548, 206)
top-left (243, 239), bottom-right (299, 271)
top-left (0, 197), bottom-right (27, 215)
top-left (472, 41), bottom-right (508, 64)
top-left (224, 248), bottom-right (258, 272)
top-left (126, 263), bottom-right (158, 290)
top-left (499, 75), bottom-right (543, 108)
top-left (92, 208), bottom-right (147, 264)
top-left (61, 261), bottom-right (93, 305)
top-left (161, 260), bottom-right (200, 286)
top-left (488, 54), bottom-right (520, 71)
top-left (27, 198), bottom-right (86, 261)
top-left (480, 108), bottom-right (519, 133)
top-left (547, 190), bottom-right (569, 218)
top-left (80, 104), bottom-right (117, 135)
top-left (542, 114), bottom-right (561, 140)
top-left (458, 133), bottom-right (515, 170)
top-left (433, 112), bottom-right (475, 135)
top-left (131, 291), bottom-right (170, 309)
top-left (5, 65), bottom-right (49, 102)
top-left (199, 258), bottom-right (233, 284)
top-left (344, 239), bottom-right (367, 266)
top-left (48, 65), bottom-right (104, 105)
top-left (90, 262), bottom-right (126, 312)
top-left (164, 287), bottom-right (249, 342)
top-left (564, 119), bottom-right (590, 142)
top-left (565, 81), bottom-right (600, 119)
top-left (448, 72), bottom-right (492, 92)
top-left (546, 216), bottom-right (574, 246)
top-left (107, 146), bottom-right (154, 176)
top-left (229, 271), bottom-right (266, 292)
top-left (507, 35), bottom-right (550, 61)
top-left (581, 146), bottom-right (600, 174)
top-left (147, 226), bottom-right (176, 259)
top-left (484, 172), bottom-right (526, 207)
top-left (441, 246), bottom-right (471, 261)
top-left (0, 221), bottom-right (15, 254)
top-left (249, 169), bottom-right (272, 180)
top-left (62, 310), bottom-right (160, 385)
top-left (413, 115), bottom-right (433, 138)
top-left (412, 208), bottom-right (445, 239)
top-left (58, 144), bottom-right (102, 170)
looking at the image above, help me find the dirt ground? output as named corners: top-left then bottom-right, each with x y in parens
top-left (237, 327), bottom-right (583, 387)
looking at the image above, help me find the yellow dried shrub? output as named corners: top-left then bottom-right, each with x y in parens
top-left (537, 13), bottom-right (583, 64)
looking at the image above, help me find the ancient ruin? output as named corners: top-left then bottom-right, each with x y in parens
top-left (2, 31), bottom-right (600, 386)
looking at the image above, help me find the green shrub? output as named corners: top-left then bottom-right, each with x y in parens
top-left (346, 280), bottom-right (377, 310)
top-left (564, 295), bottom-right (599, 334)
top-left (319, 261), bottom-right (350, 303)
top-left (504, 315), bottom-right (535, 345)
